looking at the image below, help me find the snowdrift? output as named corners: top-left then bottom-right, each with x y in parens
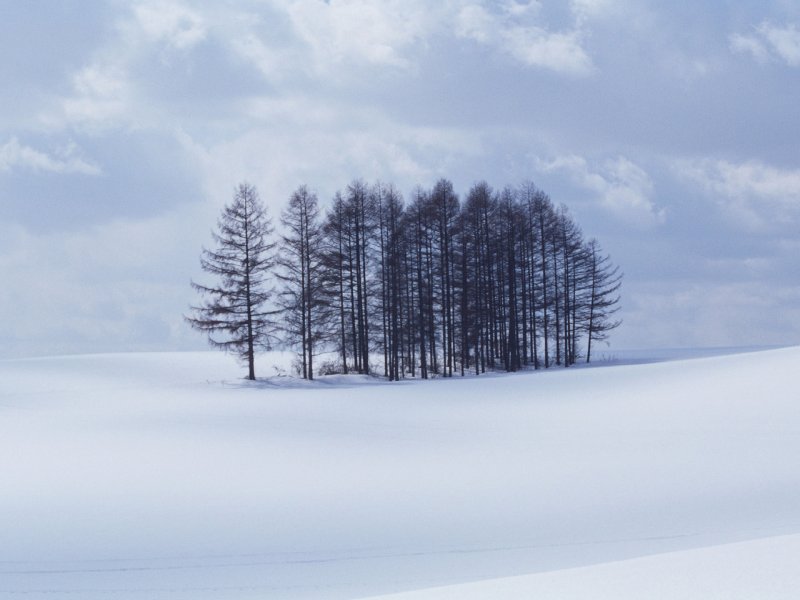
top-left (1, 347), bottom-right (798, 599)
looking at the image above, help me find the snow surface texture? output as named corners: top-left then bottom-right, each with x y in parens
top-left (361, 534), bottom-right (800, 600)
top-left (1, 347), bottom-right (798, 599)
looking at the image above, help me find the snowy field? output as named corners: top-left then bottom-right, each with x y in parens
top-left (1, 347), bottom-right (799, 599)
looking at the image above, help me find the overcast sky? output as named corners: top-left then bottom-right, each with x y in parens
top-left (1, 0), bottom-right (799, 358)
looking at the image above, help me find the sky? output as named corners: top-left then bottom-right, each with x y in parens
top-left (1, 0), bottom-right (799, 358)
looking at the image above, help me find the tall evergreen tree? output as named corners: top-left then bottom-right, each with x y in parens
top-left (186, 183), bottom-right (275, 380)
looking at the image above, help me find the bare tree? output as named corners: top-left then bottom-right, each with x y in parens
top-left (188, 177), bottom-right (621, 382)
top-left (321, 192), bottom-right (351, 374)
top-left (584, 239), bottom-right (622, 362)
top-left (186, 183), bottom-right (276, 380)
top-left (375, 183), bottom-right (405, 380)
top-left (276, 185), bottom-right (327, 380)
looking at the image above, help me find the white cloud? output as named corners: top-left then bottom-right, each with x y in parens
top-left (455, 1), bottom-right (594, 75)
top-left (676, 158), bottom-right (800, 230)
top-left (0, 137), bottom-right (101, 175)
top-left (570, 0), bottom-right (619, 23)
top-left (455, 4), bottom-right (495, 43)
top-left (41, 1), bottom-right (443, 131)
top-left (284, 0), bottom-right (439, 71)
top-left (42, 0), bottom-right (597, 135)
top-left (42, 45), bottom-right (136, 130)
top-left (58, 64), bottom-right (133, 129)
top-left (761, 22), bottom-right (800, 66)
top-left (133, 1), bottom-right (207, 50)
top-left (730, 33), bottom-right (770, 63)
top-left (41, 1), bottom-right (206, 131)
top-left (535, 154), bottom-right (664, 227)
top-left (503, 0), bottom-right (542, 18)
top-left (179, 112), bottom-right (485, 219)
top-left (229, 32), bottom-right (287, 81)
top-left (730, 21), bottom-right (800, 67)
top-left (505, 27), bottom-right (592, 73)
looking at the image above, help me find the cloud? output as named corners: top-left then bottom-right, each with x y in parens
top-left (0, 137), bottom-right (101, 175)
top-left (455, 2), bottom-right (594, 75)
top-left (229, 32), bottom-right (287, 81)
top-left (40, 1), bottom-right (442, 131)
top-left (570, 0), bottom-right (615, 21)
top-left (761, 22), bottom-right (800, 66)
top-left (41, 0), bottom-right (596, 136)
top-left (535, 154), bottom-right (664, 226)
top-left (730, 32), bottom-right (770, 63)
top-left (455, 4), bottom-right (495, 44)
top-left (618, 280), bottom-right (800, 349)
top-left (675, 158), bottom-right (800, 230)
top-left (132, 1), bottom-right (207, 50)
top-left (42, 45), bottom-right (136, 131)
top-left (0, 206), bottom-right (208, 358)
top-left (177, 108), bottom-right (486, 219)
top-left (730, 21), bottom-right (800, 67)
top-left (505, 27), bottom-right (592, 73)
top-left (58, 64), bottom-right (133, 130)
top-left (284, 0), bottom-right (439, 71)
top-left (40, 1), bottom-right (206, 131)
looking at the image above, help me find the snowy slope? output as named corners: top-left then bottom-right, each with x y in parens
top-left (1, 347), bottom-right (799, 599)
top-left (360, 533), bottom-right (800, 600)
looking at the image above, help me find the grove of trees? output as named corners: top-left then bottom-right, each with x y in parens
top-left (188, 178), bottom-right (621, 380)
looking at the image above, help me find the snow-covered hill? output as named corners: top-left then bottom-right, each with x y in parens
top-left (1, 347), bottom-right (798, 599)
top-left (360, 533), bottom-right (800, 600)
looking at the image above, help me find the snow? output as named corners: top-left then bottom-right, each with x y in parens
top-left (360, 534), bottom-right (800, 600)
top-left (1, 347), bottom-right (799, 599)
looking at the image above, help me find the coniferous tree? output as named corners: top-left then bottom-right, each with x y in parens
top-left (375, 183), bottom-right (406, 381)
top-left (348, 180), bottom-right (375, 374)
top-left (584, 239), bottom-right (622, 362)
top-left (407, 188), bottom-right (430, 378)
top-left (277, 185), bottom-right (327, 380)
top-left (192, 177), bottom-right (621, 381)
top-left (462, 182), bottom-right (496, 373)
top-left (518, 181), bottom-right (540, 368)
top-left (321, 192), bottom-right (351, 374)
top-left (532, 190), bottom-right (557, 368)
top-left (186, 183), bottom-right (275, 380)
top-left (430, 179), bottom-right (460, 377)
top-left (555, 206), bottom-right (586, 366)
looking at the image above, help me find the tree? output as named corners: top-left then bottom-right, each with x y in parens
top-left (321, 192), bottom-right (351, 374)
top-left (188, 177), bottom-right (620, 381)
top-left (407, 187), bottom-right (435, 378)
top-left (430, 179), bottom-right (460, 377)
top-left (186, 183), bottom-right (276, 380)
top-left (374, 183), bottom-right (405, 380)
top-left (462, 181), bottom-right (496, 374)
top-left (276, 185), bottom-right (327, 380)
top-left (584, 239), bottom-right (622, 362)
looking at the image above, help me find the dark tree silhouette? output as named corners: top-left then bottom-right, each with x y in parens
top-left (375, 183), bottom-right (405, 380)
top-left (321, 192), bottom-right (351, 374)
top-left (186, 183), bottom-right (276, 380)
top-left (584, 238), bottom-right (622, 362)
top-left (276, 185), bottom-right (327, 380)
top-left (188, 177), bottom-right (621, 381)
